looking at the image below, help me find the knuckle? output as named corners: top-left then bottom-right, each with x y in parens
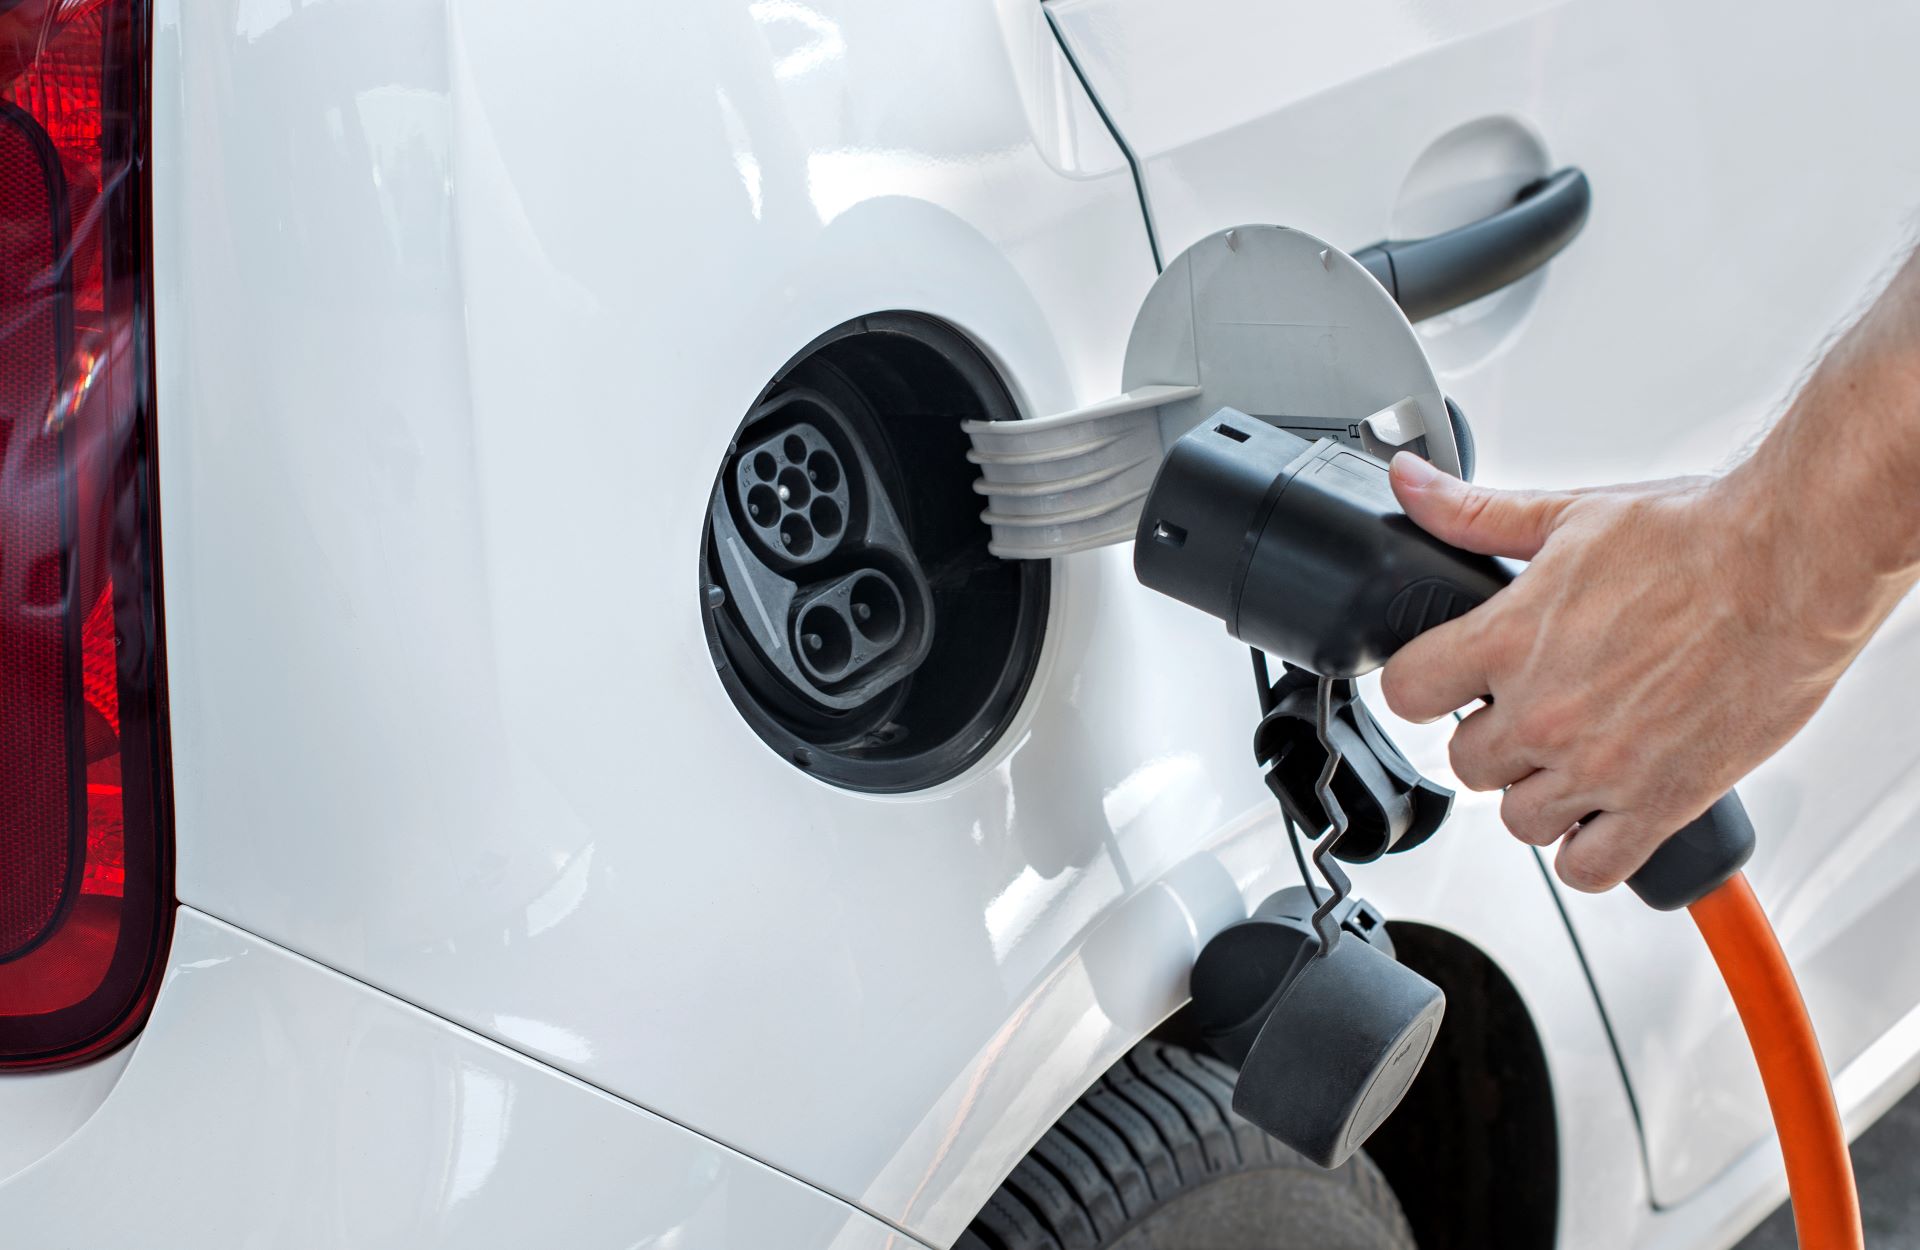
top-left (1501, 787), bottom-right (1564, 846)
top-left (1454, 486), bottom-right (1497, 536)
top-left (1517, 699), bottom-right (1577, 754)
top-left (1583, 735), bottom-right (1635, 783)
top-left (1478, 616), bottom-right (1528, 682)
top-left (1446, 733), bottom-right (1481, 787)
top-left (1448, 732), bottom-right (1499, 791)
top-left (1557, 851), bottom-right (1621, 894)
top-left (1636, 799), bottom-right (1686, 838)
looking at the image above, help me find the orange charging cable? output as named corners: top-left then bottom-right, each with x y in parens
top-left (1689, 872), bottom-right (1862, 1249)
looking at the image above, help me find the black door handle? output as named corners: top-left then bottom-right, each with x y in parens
top-left (1354, 167), bottom-right (1591, 323)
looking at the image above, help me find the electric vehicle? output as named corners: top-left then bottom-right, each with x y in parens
top-left (3, 1), bottom-right (1919, 1247)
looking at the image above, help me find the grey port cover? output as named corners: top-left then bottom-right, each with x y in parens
top-left (964, 227), bottom-right (1457, 559)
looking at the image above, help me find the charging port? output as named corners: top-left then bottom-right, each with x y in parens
top-left (707, 387), bottom-right (935, 715)
top-left (700, 314), bottom-right (1048, 792)
top-left (792, 568), bottom-right (910, 686)
top-left (732, 421), bottom-right (852, 569)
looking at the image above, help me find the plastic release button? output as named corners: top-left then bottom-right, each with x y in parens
top-left (1386, 578), bottom-right (1474, 642)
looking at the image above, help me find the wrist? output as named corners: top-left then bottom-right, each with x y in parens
top-left (1697, 244), bottom-right (1920, 660)
top-left (1713, 422), bottom-right (1916, 652)
top-left (1795, 254), bottom-right (1920, 577)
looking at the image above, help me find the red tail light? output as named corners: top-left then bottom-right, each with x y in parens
top-left (0, 0), bottom-right (168, 1068)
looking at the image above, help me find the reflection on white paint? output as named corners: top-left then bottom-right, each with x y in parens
top-left (233, 0), bottom-right (291, 42)
top-left (983, 856), bottom-right (1131, 978)
top-left (1101, 752), bottom-right (1202, 832)
top-left (492, 1014), bottom-right (593, 1065)
top-left (352, 86), bottom-right (451, 256)
top-left (749, 0), bottom-right (846, 81)
top-left (526, 844), bottom-right (593, 938)
top-left (353, 86), bottom-right (448, 176)
top-left (983, 866), bottom-right (1070, 964)
top-left (715, 90), bottom-right (763, 220)
top-left (446, 1063), bottom-right (513, 1208)
top-left (802, 147), bottom-right (1015, 225)
top-left (1152, 877), bottom-right (1201, 948)
top-left (804, 149), bottom-right (891, 225)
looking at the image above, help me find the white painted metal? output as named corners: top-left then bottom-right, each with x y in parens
top-left (3, 0), bottom-right (1915, 1246)
top-left (1050, 0), bottom-right (1920, 1207)
top-left (0, 1047), bottom-right (132, 1185)
top-left (139, 0), bottom-right (1641, 1242)
top-left (0, 910), bottom-right (921, 1250)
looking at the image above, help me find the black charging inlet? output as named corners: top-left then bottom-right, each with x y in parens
top-left (709, 387), bottom-right (935, 715)
top-left (699, 314), bottom-right (1049, 792)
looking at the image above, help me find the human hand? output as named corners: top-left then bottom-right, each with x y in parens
top-left (1377, 452), bottom-right (1869, 892)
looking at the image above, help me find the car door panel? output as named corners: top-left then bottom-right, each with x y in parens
top-left (1048, 0), bottom-right (1920, 1204)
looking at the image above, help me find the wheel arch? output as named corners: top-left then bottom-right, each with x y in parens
top-left (1364, 921), bottom-right (1559, 1249)
top-left (1147, 919), bottom-right (1559, 1249)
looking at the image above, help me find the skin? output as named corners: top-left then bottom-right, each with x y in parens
top-left (1381, 247), bottom-right (1920, 893)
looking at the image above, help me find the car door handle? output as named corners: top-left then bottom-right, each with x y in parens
top-left (1353, 167), bottom-right (1591, 323)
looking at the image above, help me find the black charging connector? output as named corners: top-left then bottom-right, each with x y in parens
top-left (1136, 409), bottom-right (1508, 678)
top-left (1138, 410), bottom-right (1754, 906)
top-left (1138, 406), bottom-right (1757, 1171)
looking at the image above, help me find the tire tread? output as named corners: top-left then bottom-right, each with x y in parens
top-left (962, 1041), bottom-right (1414, 1250)
top-left (1056, 1105), bottom-right (1154, 1221)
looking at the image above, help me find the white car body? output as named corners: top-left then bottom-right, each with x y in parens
top-left (5, 0), bottom-right (1920, 1246)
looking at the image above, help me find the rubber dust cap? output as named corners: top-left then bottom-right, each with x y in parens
top-left (1231, 934), bottom-right (1445, 1169)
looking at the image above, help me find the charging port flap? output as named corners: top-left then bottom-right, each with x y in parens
top-left (962, 226), bottom-right (1461, 559)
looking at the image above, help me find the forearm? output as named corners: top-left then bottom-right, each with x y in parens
top-left (1720, 247), bottom-right (1920, 645)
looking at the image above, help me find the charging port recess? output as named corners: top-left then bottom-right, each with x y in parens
top-left (699, 314), bottom-right (1048, 792)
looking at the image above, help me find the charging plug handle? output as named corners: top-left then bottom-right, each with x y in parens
top-left (1627, 792), bottom-right (1756, 910)
top-left (1135, 410), bottom-right (1756, 908)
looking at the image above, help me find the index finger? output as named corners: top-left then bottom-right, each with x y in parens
top-left (1380, 614), bottom-right (1495, 723)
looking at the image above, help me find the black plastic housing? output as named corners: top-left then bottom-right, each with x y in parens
top-left (1134, 407), bottom-right (1757, 908)
top-left (700, 313), bottom-right (1048, 793)
top-left (1134, 410), bottom-right (1509, 678)
top-left (710, 389), bottom-right (934, 712)
top-left (1627, 792), bottom-right (1757, 911)
top-left (1353, 167), bottom-right (1591, 324)
top-left (1233, 925), bottom-right (1445, 1170)
top-left (1187, 886), bottom-right (1396, 1067)
top-left (1254, 670), bottom-right (1451, 862)
top-left (1187, 887), bottom-right (1443, 1170)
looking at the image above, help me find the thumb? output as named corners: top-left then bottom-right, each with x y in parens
top-left (1389, 452), bottom-right (1572, 560)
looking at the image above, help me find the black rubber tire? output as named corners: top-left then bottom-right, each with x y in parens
top-left (956, 1041), bottom-right (1415, 1250)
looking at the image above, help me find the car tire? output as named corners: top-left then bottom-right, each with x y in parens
top-left (957, 1040), bottom-right (1415, 1250)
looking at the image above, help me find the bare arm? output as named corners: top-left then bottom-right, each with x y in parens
top-left (1379, 248), bottom-right (1920, 891)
